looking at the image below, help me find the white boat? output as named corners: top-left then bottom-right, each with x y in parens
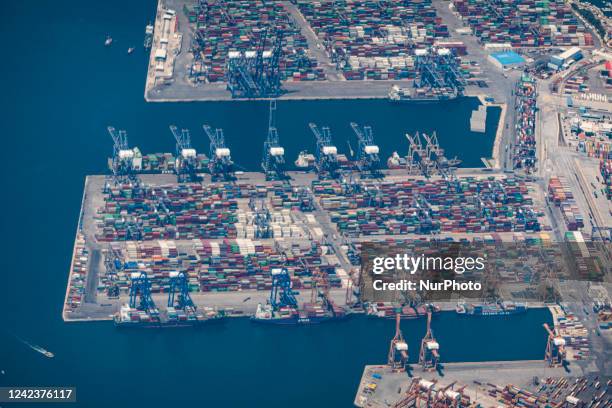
top-left (128, 47), bottom-right (135, 54)
top-left (104, 35), bottom-right (113, 47)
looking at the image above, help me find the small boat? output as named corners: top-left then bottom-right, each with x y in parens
top-left (104, 35), bottom-right (113, 47)
top-left (17, 337), bottom-right (54, 358)
top-left (128, 47), bottom-right (135, 54)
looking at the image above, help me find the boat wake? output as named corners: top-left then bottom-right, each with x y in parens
top-left (13, 334), bottom-right (54, 358)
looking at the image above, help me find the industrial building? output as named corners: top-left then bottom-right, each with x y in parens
top-left (549, 47), bottom-right (583, 70)
top-left (488, 51), bottom-right (526, 70)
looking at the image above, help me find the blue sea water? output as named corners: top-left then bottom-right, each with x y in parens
top-left (0, 1), bottom-right (545, 407)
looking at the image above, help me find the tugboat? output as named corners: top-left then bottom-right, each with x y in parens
top-left (251, 268), bottom-right (348, 325)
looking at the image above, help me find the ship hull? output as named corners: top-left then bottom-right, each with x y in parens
top-left (114, 317), bottom-right (225, 329)
top-left (250, 314), bottom-right (348, 325)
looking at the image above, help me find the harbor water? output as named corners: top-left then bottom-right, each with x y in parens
top-left (1, 1), bottom-right (543, 407)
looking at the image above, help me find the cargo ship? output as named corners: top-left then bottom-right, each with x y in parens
top-left (294, 151), bottom-right (353, 170)
top-left (388, 85), bottom-right (458, 103)
top-left (114, 304), bottom-right (225, 328)
top-left (144, 24), bottom-right (153, 49)
top-left (251, 303), bottom-right (347, 325)
top-left (366, 302), bottom-right (440, 319)
top-left (455, 301), bottom-right (527, 316)
top-left (387, 151), bottom-right (461, 169)
top-left (107, 149), bottom-right (209, 174)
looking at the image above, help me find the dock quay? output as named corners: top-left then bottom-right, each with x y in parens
top-left (353, 361), bottom-right (601, 408)
top-left (143, 0), bottom-right (514, 102)
top-left (63, 167), bottom-right (558, 323)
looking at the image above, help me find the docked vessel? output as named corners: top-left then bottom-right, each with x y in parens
top-left (366, 302), bottom-right (440, 319)
top-left (456, 301), bottom-right (527, 316)
top-left (388, 85), bottom-right (458, 103)
top-left (144, 24), bottom-right (154, 49)
top-left (386, 151), bottom-right (461, 170)
top-left (295, 151), bottom-right (316, 169)
top-left (114, 304), bottom-right (225, 328)
top-left (387, 151), bottom-right (407, 169)
top-left (251, 267), bottom-right (348, 325)
top-left (251, 303), bottom-right (346, 325)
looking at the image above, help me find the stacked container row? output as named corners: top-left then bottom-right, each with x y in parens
top-left (186, 1), bottom-right (325, 83)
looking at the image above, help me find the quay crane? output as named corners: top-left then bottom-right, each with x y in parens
top-left (169, 125), bottom-right (198, 182)
top-left (261, 100), bottom-right (286, 180)
top-left (107, 126), bottom-right (141, 187)
top-left (543, 323), bottom-right (566, 367)
top-left (388, 312), bottom-right (409, 371)
top-left (167, 271), bottom-right (195, 310)
top-left (269, 268), bottom-right (298, 310)
top-left (350, 122), bottom-right (381, 177)
top-left (407, 132), bottom-right (431, 177)
top-left (309, 122), bottom-right (339, 179)
top-left (203, 124), bottom-right (233, 181)
top-left (311, 269), bottom-right (346, 318)
top-left (419, 308), bottom-right (440, 371)
top-left (129, 272), bottom-right (157, 315)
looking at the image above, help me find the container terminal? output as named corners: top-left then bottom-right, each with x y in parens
top-left (63, 93), bottom-right (610, 326)
top-left (62, 0), bottom-right (612, 402)
top-left (143, 0), bottom-right (601, 102)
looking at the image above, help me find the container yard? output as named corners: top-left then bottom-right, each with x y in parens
top-left (143, 0), bottom-right (507, 101)
top-left (513, 74), bottom-right (537, 172)
top-left (63, 157), bottom-right (557, 324)
top-left (185, 0), bottom-right (325, 84)
top-left (295, 0), bottom-right (450, 81)
top-left (353, 301), bottom-right (608, 407)
top-left (450, 0), bottom-right (593, 48)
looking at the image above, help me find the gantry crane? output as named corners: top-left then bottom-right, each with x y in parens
top-left (249, 197), bottom-right (271, 238)
top-left (226, 28), bottom-right (284, 98)
top-left (261, 100), bottom-right (286, 180)
top-left (419, 308), bottom-right (440, 371)
top-left (129, 271), bottom-right (157, 314)
top-left (433, 382), bottom-right (467, 408)
top-left (169, 125), bottom-right (198, 182)
top-left (269, 268), bottom-right (298, 310)
top-left (107, 126), bottom-right (135, 178)
top-left (412, 193), bottom-right (440, 235)
top-left (103, 244), bottom-right (123, 298)
top-left (167, 271), bottom-right (195, 310)
top-left (107, 126), bottom-right (142, 190)
top-left (388, 312), bottom-right (409, 371)
top-left (350, 122), bottom-right (381, 177)
top-left (309, 123), bottom-right (339, 179)
top-left (297, 186), bottom-right (314, 211)
top-left (203, 124), bottom-right (233, 181)
top-left (406, 132), bottom-right (431, 177)
top-left (543, 323), bottom-right (566, 367)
